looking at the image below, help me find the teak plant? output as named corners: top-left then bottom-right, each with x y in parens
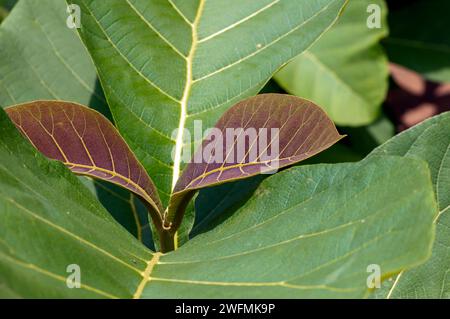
top-left (0, 0), bottom-right (449, 299)
top-left (5, 96), bottom-right (344, 252)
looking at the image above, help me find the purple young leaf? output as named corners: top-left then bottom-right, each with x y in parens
top-left (6, 101), bottom-right (164, 229)
top-left (167, 94), bottom-right (344, 230)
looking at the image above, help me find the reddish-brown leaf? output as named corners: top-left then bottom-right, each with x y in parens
top-left (166, 94), bottom-right (344, 230)
top-left (6, 101), bottom-right (164, 227)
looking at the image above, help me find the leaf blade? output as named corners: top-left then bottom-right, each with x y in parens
top-left (0, 107), bottom-right (438, 298)
top-left (0, 108), bottom-right (152, 298)
top-left (71, 0), bottom-right (348, 206)
top-left (141, 157), bottom-right (437, 298)
top-left (275, 0), bottom-right (389, 126)
top-left (80, 177), bottom-right (155, 249)
top-left (370, 111), bottom-right (450, 298)
top-left (168, 94), bottom-right (344, 228)
top-left (0, 0), bottom-right (151, 245)
top-left (0, 0), bottom-right (107, 114)
top-left (5, 101), bottom-right (163, 226)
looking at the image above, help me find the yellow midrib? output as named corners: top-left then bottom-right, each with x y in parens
top-left (133, 252), bottom-right (162, 299)
top-left (171, 0), bottom-right (205, 192)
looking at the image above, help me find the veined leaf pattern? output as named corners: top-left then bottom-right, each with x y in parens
top-left (0, 0), bottom-right (152, 246)
top-left (0, 108), bottom-right (437, 298)
top-left (168, 94), bottom-right (344, 228)
top-left (5, 101), bottom-right (164, 227)
top-left (80, 177), bottom-right (155, 249)
top-left (72, 0), bottom-right (348, 206)
top-left (0, 108), bottom-right (154, 298)
top-left (370, 111), bottom-right (450, 298)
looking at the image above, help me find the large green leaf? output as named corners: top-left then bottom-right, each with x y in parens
top-left (370, 112), bottom-right (450, 298)
top-left (275, 0), bottom-right (389, 126)
top-left (0, 0), bottom-right (106, 112)
top-left (0, 108), bottom-right (153, 298)
top-left (140, 158), bottom-right (437, 298)
top-left (0, 0), bottom-right (150, 245)
top-left (72, 0), bottom-right (348, 206)
top-left (383, 0), bottom-right (450, 83)
top-left (190, 143), bottom-right (363, 239)
top-left (0, 108), bottom-right (437, 298)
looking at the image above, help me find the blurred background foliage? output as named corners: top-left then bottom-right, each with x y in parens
top-left (267, 0), bottom-right (449, 161)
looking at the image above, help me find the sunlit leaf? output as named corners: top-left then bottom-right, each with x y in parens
top-left (71, 0), bottom-right (348, 206)
top-left (140, 157), bottom-right (436, 298)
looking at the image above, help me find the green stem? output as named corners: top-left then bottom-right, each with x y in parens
top-left (158, 229), bottom-right (176, 253)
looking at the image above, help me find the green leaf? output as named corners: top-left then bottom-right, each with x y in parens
top-left (383, 0), bottom-right (450, 83)
top-left (0, 0), bottom-right (107, 114)
top-left (189, 141), bottom-right (363, 240)
top-left (79, 178), bottom-right (155, 250)
top-left (0, 0), bottom-right (151, 245)
top-left (72, 0), bottom-right (348, 207)
top-left (168, 94), bottom-right (344, 230)
top-left (189, 143), bottom-right (363, 241)
top-left (5, 101), bottom-right (164, 228)
top-left (139, 157), bottom-right (436, 298)
top-left (274, 0), bottom-right (389, 126)
top-left (370, 111), bottom-right (450, 298)
top-left (0, 107), bottom-right (437, 298)
top-left (0, 108), bottom-right (153, 298)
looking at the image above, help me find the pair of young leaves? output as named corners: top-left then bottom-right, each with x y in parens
top-left (5, 94), bottom-right (343, 251)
